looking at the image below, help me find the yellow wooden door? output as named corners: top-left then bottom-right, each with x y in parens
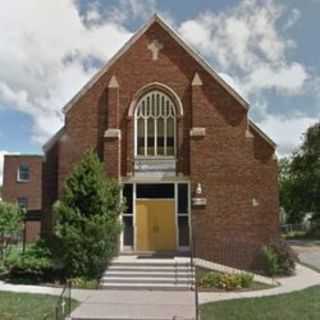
top-left (136, 200), bottom-right (176, 251)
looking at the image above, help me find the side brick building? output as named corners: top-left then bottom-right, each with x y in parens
top-left (2, 155), bottom-right (43, 242)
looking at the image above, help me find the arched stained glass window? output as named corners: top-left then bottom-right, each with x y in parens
top-left (135, 90), bottom-right (176, 157)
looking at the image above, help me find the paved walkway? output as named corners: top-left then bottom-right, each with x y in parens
top-left (71, 290), bottom-right (195, 320)
top-left (199, 264), bottom-right (320, 304)
top-left (289, 240), bottom-right (320, 271)
top-left (0, 281), bottom-right (92, 302)
top-left (0, 263), bottom-right (319, 318)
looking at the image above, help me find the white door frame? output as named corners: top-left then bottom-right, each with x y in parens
top-left (120, 179), bottom-right (191, 253)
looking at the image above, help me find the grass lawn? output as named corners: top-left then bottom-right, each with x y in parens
top-left (0, 291), bottom-right (79, 320)
top-left (201, 285), bottom-right (320, 320)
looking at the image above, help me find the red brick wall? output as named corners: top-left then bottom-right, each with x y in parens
top-left (43, 20), bottom-right (279, 269)
top-left (25, 221), bottom-right (41, 242)
top-left (2, 155), bottom-right (43, 243)
top-left (2, 155), bottom-right (43, 210)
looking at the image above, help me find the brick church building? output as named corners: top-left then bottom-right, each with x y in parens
top-left (2, 15), bottom-right (279, 269)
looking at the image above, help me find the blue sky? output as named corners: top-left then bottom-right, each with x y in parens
top-left (0, 0), bottom-right (319, 182)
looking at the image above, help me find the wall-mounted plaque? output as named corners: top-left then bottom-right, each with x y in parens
top-left (192, 197), bottom-right (207, 207)
top-left (134, 159), bottom-right (176, 177)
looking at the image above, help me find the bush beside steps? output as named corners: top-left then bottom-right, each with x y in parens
top-left (261, 239), bottom-right (298, 277)
top-left (199, 271), bottom-right (255, 291)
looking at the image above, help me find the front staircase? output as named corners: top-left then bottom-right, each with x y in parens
top-left (100, 256), bottom-right (195, 291)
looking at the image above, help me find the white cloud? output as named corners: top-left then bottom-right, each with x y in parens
top-left (258, 115), bottom-right (319, 156)
top-left (0, 151), bottom-right (19, 185)
top-left (178, 0), bottom-right (316, 155)
top-left (283, 8), bottom-right (301, 30)
top-left (104, 0), bottom-right (157, 23)
top-left (0, 0), bottom-right (317, 159)
top-left (125, 0), bottom-right (158, 20)
top-left (0, 0), bottom-right (133, 144)
top-left (243, 62), bottom-right (308, 95)
top-left (178, 0), bottom-right (308, 96)
top-left (104, 0), bottom-right (173, 25)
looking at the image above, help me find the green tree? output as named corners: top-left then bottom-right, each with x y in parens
top-left (0, 201), bottom-right (24, 258)
top-left (279, 122), bottom-right (320, 224)
top-left (54, 150), bottom-right (122, 278)
top-left (279, 157), bottom-right (302, 223)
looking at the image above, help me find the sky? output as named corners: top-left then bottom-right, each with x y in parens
top-left (0, 0), bottom-right (320, 183)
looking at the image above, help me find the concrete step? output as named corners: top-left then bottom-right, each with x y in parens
top-left (107, 266), bottom-right (194, 273)
top-left (100, 282), bottom-right (193, 291)
top-left (101, 276), bottom-right (194, 284)
top-left (103, 271), bottom-right (193, 278)
top-left (111, 260), bottom-right (191, 267)
top-left (100, 257), bottom-right (194, 292)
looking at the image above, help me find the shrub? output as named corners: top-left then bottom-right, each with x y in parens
top-left (4, 241), bottom-right (54, 282)
top-left (307, 220), bottom-right (320, 239)
top-left (199, 271), bottom-right (254, 290)
top-left (69, 277), bottom-right (98, 289)
top-left (54, 150), bottom-right (123, 279)
top-left (261, 239), bottom-right (298, 276)
top-left (219, 273), bottom-right (242, 290)
top-left (199, 272), bottom-right (220, 288)
top-left (239, 272), bottom-right (254, 288)
top-left (262, 246), bottom-right (279, 276)
top-left (0, 201), bottom-right (24, 259)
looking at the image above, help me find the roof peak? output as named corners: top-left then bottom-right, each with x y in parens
top-left (56, 14), bottom-right (276, 149)
top-left (62, 13), bottom-right (249, 115)
top-left (151, 13), bottom-right (164, 21)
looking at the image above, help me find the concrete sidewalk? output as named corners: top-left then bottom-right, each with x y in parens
top-left (0, 281), bottom-right (93, 302)
top-left (70, 290), bottom-right (195, 320)
top-left (289, 240), bottom-right (320, 271)
top-left (1, 263), bottom-right (319, 318)
top-left (199, 263), bottom-right (320, 304)
top-left (0, 282), bottom-right (196, 319)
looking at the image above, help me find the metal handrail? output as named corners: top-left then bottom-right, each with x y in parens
top-left (190, 230), bottom-right (199, 320)
top-left (55, 280), bottom-right (72, 320)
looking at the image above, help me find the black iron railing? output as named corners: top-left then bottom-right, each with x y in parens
top-left (55, 281), bottom-right (72, 320)
top-left (190, 231), bottom-right (199, 320)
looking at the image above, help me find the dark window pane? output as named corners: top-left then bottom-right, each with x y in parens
top-left (167, 118), bottom-right (174, 156)
top-left (136, 184), bottom-right (174, 199)
top-left (18, 164), bottom-right (30, 181)
top-left (178, 216), bottom-right (189, 247)
top-left (123, 184), bottom-right (133, 214)
top-left (157, 118), bottom-right (164, 156)
top-left (178, 184), bottom-right (188, 214)
top-left (17, 197), bottom-right (28, 210)
top-left (147, 118), bottom-right (155, 156)
top-left (137, 118), bottom-right (145, 155)
top-left (123, 216), bottom-right (134, 246)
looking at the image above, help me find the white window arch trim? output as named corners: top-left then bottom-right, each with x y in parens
top-left (134, 90), bottom-right (177, 158)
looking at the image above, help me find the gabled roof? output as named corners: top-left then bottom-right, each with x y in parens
top-left (63, 14), bottom-right (249, 114)
top-left (58, 14), bottom-right (276, 149)
top-left (249, 120), bottom-right (276, 148)
top-left (42, 127), bottom-right (64, 152)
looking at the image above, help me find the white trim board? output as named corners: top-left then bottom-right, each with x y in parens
top-left (249, 120), bottom-right (277, 148)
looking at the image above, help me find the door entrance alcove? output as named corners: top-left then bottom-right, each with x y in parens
top-left (121, 182), bottom-right (191, 253)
